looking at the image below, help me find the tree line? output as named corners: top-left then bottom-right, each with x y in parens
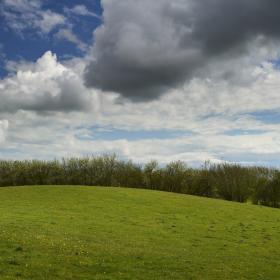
top-left (0, 155), bottom-right (280, 208)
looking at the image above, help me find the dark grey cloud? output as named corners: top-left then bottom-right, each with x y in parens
top-left (84, 0), bottom-right (280, 101)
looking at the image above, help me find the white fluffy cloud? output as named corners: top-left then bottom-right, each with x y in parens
top-left (0, 51), bottom-right (96, 113)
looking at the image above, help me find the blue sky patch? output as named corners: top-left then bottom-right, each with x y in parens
top-left (224, 129), bottom-right (266, 136)
top-left (249, 111), bottom-right (280, 124)
top-left (76, 127), bottom-right (192, 141)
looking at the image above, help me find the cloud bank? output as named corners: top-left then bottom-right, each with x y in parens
top-left (1, 52), bottom-right (280, 165)
top-left (85, 0), bottom-right (280, 101)
top-left (1, 0), bottom-right (280, 166)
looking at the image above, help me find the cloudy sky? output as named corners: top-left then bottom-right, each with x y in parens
top-left (1, 0), bottom-right (280, 166)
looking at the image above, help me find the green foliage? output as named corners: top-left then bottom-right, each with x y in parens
top-left (0, 156), bottom-right (280, 208)
top-left (252, 170), bottom-right (280, 208)
top-left (210, 164), bottom-right (253, 202)
top-left (160, 161), bottom-right (187, 193)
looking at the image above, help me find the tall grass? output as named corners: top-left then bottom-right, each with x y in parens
top-left (0, 155), bottom-right (279, 208)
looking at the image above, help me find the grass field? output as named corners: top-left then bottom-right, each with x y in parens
top-left (0, 186), bottom-right (279, 279)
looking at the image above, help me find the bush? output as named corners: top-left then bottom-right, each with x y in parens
top-left (252, 170), bottom-right (280, 208)
top-left (210, 164), bottom-right (253, 202)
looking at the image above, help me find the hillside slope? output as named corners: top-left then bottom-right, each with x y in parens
top-left (0, 186), bottom-right (279, 280)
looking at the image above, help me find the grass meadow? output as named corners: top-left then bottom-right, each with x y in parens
top-left (0, 186), bottom-right (279, 279)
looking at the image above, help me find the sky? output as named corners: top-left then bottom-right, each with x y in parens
top-left (1, 0), bottom-right (280, 166)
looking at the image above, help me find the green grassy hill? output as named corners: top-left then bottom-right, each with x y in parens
top-left (0, 186), bottom-right (279, 280)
